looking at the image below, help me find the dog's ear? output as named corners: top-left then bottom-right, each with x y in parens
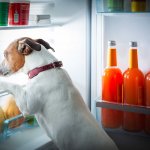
top-left (18, 38), bottom-right (41, 55)
top-left (35, 39), bottom-right (55, 52)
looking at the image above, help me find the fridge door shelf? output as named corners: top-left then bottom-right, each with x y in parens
top-left (96, 99), bottom-right (150, 115)
top-left (96, 99), bottom-right (150, 137)
top-left (96, 0), bottom-right (150, 13)
top-left (0, 114), bottom-right (38, 141)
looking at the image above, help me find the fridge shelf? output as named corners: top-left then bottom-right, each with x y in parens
top-left (0, 24), bottom-right (57, 30)
top-left (29, 0), bottom-right (54, 3)
top-left (96, 100), bottom-right (150, 115)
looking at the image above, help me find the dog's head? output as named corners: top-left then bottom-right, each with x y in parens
top-left (0, 37), bottom-right (54, 76)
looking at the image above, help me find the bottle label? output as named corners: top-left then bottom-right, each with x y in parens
top-left (14, 11), bottom-right (19, 23)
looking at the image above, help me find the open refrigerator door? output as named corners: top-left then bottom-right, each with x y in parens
top-left (91, 0), bottom-right (150, 149)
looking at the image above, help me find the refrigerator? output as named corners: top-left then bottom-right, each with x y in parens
top-left (0, 0), bottom-right (91, 149)
top-left (0, 0), bottom-right (150, 150)
top-left (91, 0), bottom-right (150, 150)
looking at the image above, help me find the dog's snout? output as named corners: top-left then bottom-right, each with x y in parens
top-left (0, 61), bottom-right (11, 76)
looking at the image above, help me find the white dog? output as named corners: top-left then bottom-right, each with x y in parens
top-left (0, 37), bottom-right (118, 150)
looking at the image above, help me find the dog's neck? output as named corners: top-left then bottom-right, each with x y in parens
top-left (21, 45), bottom-right (58, 74)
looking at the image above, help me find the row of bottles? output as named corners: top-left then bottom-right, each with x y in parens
top-left (105, 0), bottom-right (147, 12)
top-left (101, 40), bottom-right (150, 134)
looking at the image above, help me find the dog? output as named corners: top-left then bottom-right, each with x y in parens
top-left (0, 37), bottom-right (118, 150)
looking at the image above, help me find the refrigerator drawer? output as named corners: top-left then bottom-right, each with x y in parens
top-left (0, 113), bottom-right (38, 141)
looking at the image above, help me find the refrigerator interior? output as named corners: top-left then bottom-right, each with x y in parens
top-left (91, 0), bottom-right (150, 150)
top-left (0, 0), bottom-right (91, 149)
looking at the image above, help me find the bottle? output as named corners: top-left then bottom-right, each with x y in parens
top-left (102, 40), bottom-right (123, 128)
top-left (123, 41), bottom-right (144, 132)
top-left (131, 0), bottom-right (146, 12)
top-left (144, 72), bottom-right (150, 134)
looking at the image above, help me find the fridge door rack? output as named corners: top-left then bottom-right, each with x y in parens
top-left (96, 99), bottom-right (150, 115)
top-left (96, 99), bottom-right (150, 137)
top-left (96, 0), bottom-right (150, 13)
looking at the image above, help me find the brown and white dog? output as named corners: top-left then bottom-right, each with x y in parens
top-left (0, 37), bottom-right (118, 150)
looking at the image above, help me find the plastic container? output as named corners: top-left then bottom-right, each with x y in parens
top-left (8, 1), bottom-right (30, 25)
top-left (0, 1), bottom-right (9, 26)
top-left (0, 94), bottom-right (38, 142)
top-left (106, 0), bottom-right (124, 12)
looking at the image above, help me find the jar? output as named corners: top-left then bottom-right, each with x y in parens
top-left (107, 0), bottom-right (124, 12)
top-left (131, 0), bottom-right (146, 12)
top-left (8, 1), bottom-right (30, 25)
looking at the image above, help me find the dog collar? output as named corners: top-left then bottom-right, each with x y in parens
top-left (28, 61), bottom-right (63, 79)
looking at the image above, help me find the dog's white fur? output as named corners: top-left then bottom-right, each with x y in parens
top-left (0, 38), bottom-right (118, 150)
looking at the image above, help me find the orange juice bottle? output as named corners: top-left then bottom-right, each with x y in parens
top-left (102, 40), bottom-right (123, 128)
top-left (144, 72), bottom-right (150, 134)
top-left (123, 41), bottom-right (144, 132)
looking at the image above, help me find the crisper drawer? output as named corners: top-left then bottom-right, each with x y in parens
top-left (0, 93), bottom-right (38, 142)
top-left (0, 113), bottom-right (38, 141)
top-left (96, 99), bottom-right (150, 150)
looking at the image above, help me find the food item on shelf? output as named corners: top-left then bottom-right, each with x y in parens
top-left (0, 106), bottom-right (5, 133)
top-left (8, 2), bottom-right (30, 25)
top-left (106, 0), bottom-right (124, 12)
top-left (123, 41), bottom-right (144, 132)
top-left (102, 40), bottom-right (123, 129)
top-left (0, 2), bottom-right (9, 26)
top-left (26, 115), bottom-right (37, 126)
top-left (144, 72), bottom-right (150, 134)
top-left (2, 95), bottom-right (24, 128)
top-left (131, 0), bottom-right (146, 12)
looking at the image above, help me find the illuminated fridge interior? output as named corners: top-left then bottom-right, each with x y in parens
top-left (0, 0), bottom-right (91, 149)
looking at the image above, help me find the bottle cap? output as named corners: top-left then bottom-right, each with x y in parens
top-left (129, 41), bottom-right (137, 47)
top-left (108, 40), bottom-right (116, 46)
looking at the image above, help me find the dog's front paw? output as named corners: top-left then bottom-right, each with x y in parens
top-left (0, 77), bottom-right (10, 91)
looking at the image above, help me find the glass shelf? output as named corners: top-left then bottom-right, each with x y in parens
top-left (0, 24), bottom-right (59, 30)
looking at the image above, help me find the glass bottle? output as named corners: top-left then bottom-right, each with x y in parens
top-left (102, 40), bottom-right (123, 128)
top-left (144, 72), bottom-right (150, 134)
top-left (131, 0), bottom-right (146, 12)
top-left (123, 41), bottom-right (144, 132)
top-left (107, 0), bottom-right (124, 12)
